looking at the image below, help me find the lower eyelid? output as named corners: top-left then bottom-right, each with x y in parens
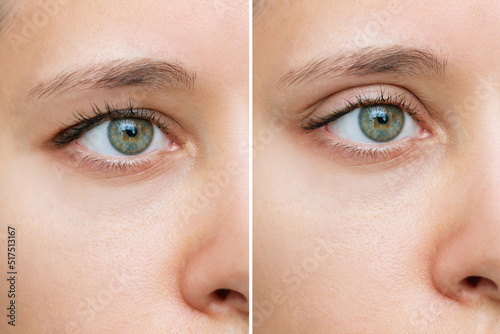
top-left (51, 130), bottom-right (181, 178)
top-left (55, 145), bottom-right (169, 177)
top-left (306, 121), bottom-right (433, 166)
top-left (316, 135), bottom-right (422, 166)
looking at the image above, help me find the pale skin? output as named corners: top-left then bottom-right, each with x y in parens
top-left (0, 1), bottom-right (248, 333)
top-left (254, 0), bottom-right (500, 333)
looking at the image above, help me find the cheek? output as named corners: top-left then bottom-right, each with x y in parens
top-left (254, 125), bottom-right (451, 330)
top-left (0, 155), bottom-right (191, 330)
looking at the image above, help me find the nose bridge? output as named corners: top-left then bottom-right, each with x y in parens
top-left (469, 96), bottom-right (500, 207)
top-left (456, 134), bottom-right (500, 258)
top-left (192, 133), bottom-right (249, 263)
top-left (206, 147), bottom-right (248, 223)
top-left (207, 100), bottom-right (249, 214)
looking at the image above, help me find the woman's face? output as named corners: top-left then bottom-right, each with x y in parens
top-left (254, 0), bottom-right (500, 333)
top-left (0, 0), bottom-right (248, 333)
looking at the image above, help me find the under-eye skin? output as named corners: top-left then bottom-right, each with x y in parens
top-left (302, 87), bottom-right (432, 162)
top-left (51, 102), bottom-right (180, 173)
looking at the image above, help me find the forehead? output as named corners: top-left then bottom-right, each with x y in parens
top-left (0, 0), bottom-right (248, 101)
top-left (254, 0), bottom-right (500, 85)
top-left (12, 1), bottom-right (241, 56)
top-left (255, 0), bottom-right (500, 53)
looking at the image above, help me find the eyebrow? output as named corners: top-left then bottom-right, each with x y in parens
top-left (0, 1), bottom-right (16, 35)
top-left (26, 58), bottom-right (197, 102)
top-left (276, 46), bottom-right (447, 90)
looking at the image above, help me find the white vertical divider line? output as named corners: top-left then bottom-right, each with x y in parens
top-left (248, 0), bottom-right (253, 332)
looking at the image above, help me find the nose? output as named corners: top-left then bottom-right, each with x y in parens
top-left (432, 138), bottom-right (500, 304)
top-left (181, 220), bottom-right (249, 316)
top-left (432, 217), bottom-right (500, 303)
top-left (180, 166), bottom-right (249, 317)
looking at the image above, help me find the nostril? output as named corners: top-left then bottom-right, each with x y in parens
top-left (463, 276), bottom-right (498, 290)
top-left (214, 289), bottom-right (231, 300)
top-left (213, 289), bottom-right (247, 303)
top-left (211, 289), bottom-right (248, 314)
top-left (465, 276), bottom-right (481, 288)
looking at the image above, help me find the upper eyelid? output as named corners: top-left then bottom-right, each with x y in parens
top-left (301, 86), bottom-right (427, 130)
top-left (51, 103), bottom-right (169, 148)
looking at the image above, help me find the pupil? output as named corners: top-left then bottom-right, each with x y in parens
top-left (376, 113), bottom-right (388, 124)
top-left (124, 126), bottom-right (138, 137)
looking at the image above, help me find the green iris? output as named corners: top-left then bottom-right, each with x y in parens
top-left (358, 105), bottom-right (404, 142)
top-left (108, 118), bottom-right (153, 155)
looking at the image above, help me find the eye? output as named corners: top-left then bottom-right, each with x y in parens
top-left (78, 118), bottom-right (171, 157)
top-left (51, 103), bottom-right (184, 174)
top-left (326, 104), bottom-right (421, 144)
top-left (301, 86), bottom-right (435, 163)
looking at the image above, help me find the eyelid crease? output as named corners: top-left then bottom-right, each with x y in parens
top-left (301, 87), bottom-right (420, 131)
top-left (50, 101), bottom-right (169, 148)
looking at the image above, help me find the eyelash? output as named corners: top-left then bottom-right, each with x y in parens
top-left (52, 101), bottom-right (171, 173)
top-left (302, 90), bottom-right (421, 131)
top-left (52, 101), bottom-right (169, 148)
top-left (301, 89), bottom-right (428, 161)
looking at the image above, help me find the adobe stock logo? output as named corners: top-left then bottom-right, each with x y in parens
top-left (63, 269), bottom-right (133, 334)
top-left (343, 0), bottom-right (403, 50)
top-left (253, 237), bottom-right (339, 329)
top-left (407, 299), bottom-right (445, 330)
top-left (178, 160), bottom-right (242, 224)
top-left (6, 0), bottom-right (69, 53)
top-left (212, 0), bottom-right (246, 16)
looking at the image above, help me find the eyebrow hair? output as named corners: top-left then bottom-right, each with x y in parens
top-left (26, 58), bottom-right (197, 102)
top-left (253, 0), bottom-right (266, 20)
top-left (0, 1), bottom-right (16, 35)
top-left (276, 46), bottom-right (447, 90)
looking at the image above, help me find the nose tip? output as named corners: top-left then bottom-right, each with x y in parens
top-left (179, 211), bottom-right (249, 318)
top-left (460, 276), bottom-right (500, 300)
top-left (440, 274), bottom-right (500, 304)
top-left (432, 220), bottom-right (500, 304)
top-left (181, 255), bottom-right (249, 317)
